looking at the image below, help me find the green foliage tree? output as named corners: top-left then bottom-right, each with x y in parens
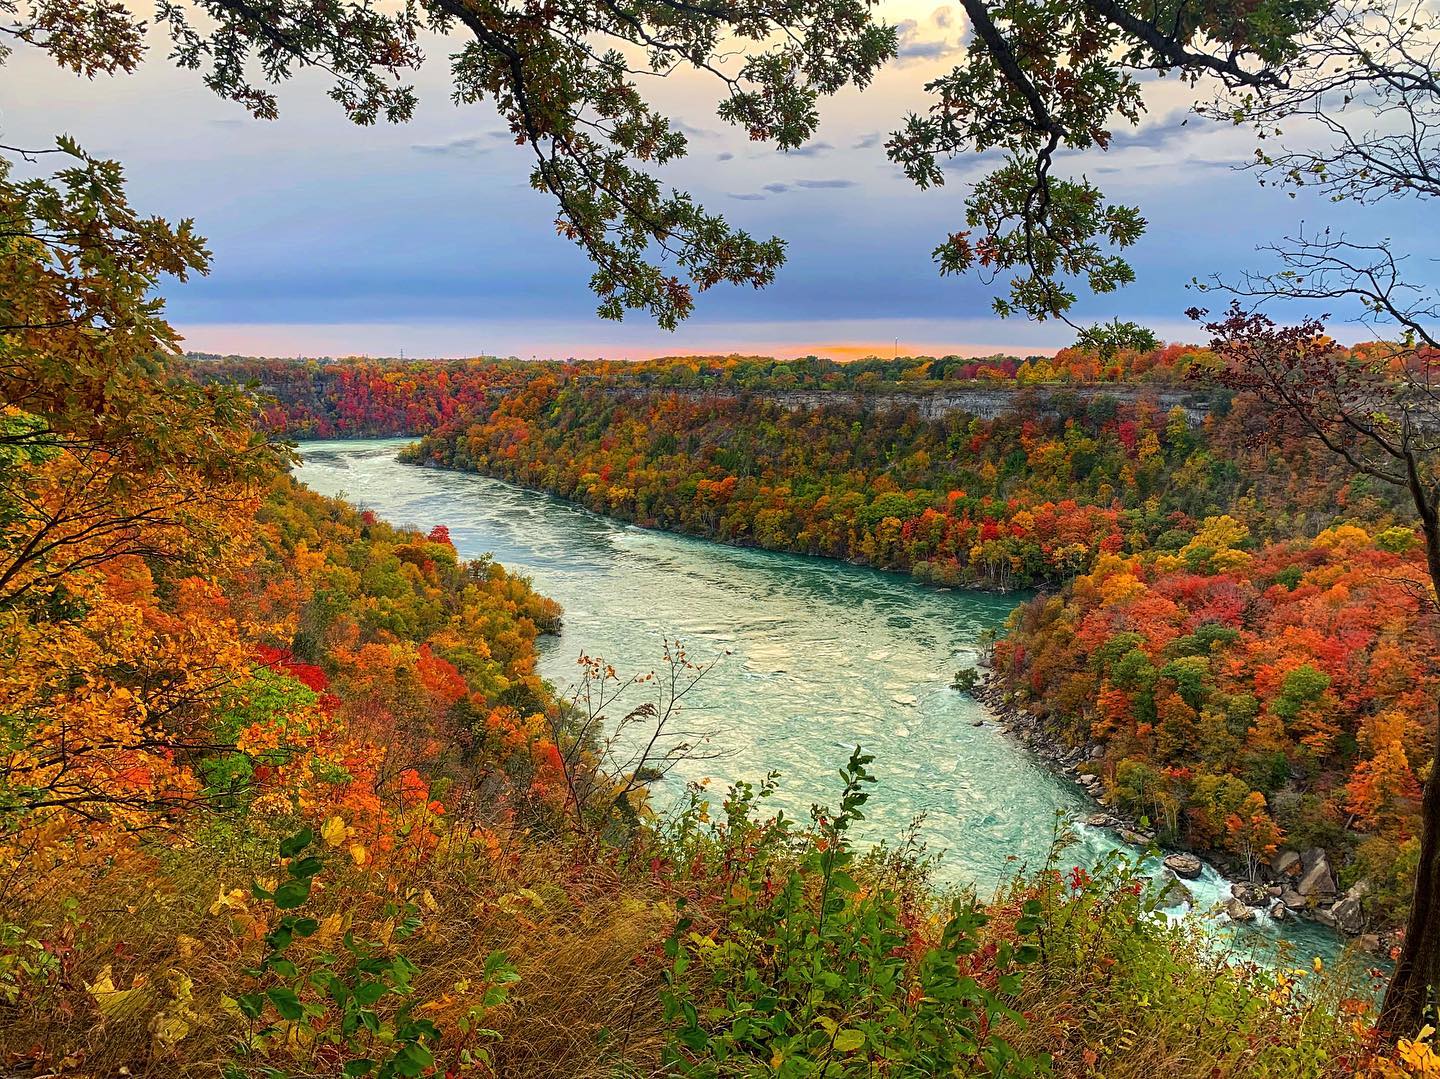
top-left (6, 0), bottom-right (895, 329)
top-left (886, 0), bottom-right (1436, 322)
top-left (1075, 320), bottom-right (1160, 360)
top-left (660, 751), bottom-right (1047, 1076)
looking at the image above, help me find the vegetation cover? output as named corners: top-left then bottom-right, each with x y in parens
top-left (13, 0), bottom-right (1440, 1050)
top-left (4, 145), bottom-right (1433, 1076)
top-left (200, 346), bottom-right (1440, 951)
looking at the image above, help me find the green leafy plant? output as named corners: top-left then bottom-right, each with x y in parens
top-left (660, 748), bottom-right (1048, 1076)
top-left (226, 828), bottom-right (519, 1078)
top-left (952, 666), bottom-right (981, 693)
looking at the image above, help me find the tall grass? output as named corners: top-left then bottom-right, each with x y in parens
top-left (0, 775), bottom-right (1416, 1077)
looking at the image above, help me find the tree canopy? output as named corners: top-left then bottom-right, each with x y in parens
top-left (6, 0), bottom-right (897, 328)
top-left (9, 0), bottom-right (1435, 327)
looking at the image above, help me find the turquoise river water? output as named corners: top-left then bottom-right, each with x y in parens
top-left (295, 438), bottom-right (1342, 960)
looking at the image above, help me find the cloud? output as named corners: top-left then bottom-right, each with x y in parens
top-left (785, 141), bottom-right (834, 158)
top-left (411, 134), bottom-right (495, 157)
top-left (852, 132), bottom-right (883, 150)
top-left (739, 178), bottom-right (857, 199)
top-left (716, 151), bottom-right (735, 162)
top-left (895, 6), bottom-right (965, 63)
top-left (1106, 108), bottom-right (1208, 152)
top-left (674, 118), bottom-right (721, 139)
top-left (1092, 156), bottom-right (1231, 175)
top-left (729, 192), bottom-right (767, 201)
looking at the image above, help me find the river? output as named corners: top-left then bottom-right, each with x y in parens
top-left (295, 438), bottom-right (1341, 960)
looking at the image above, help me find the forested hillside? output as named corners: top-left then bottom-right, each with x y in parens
top-left (201, 349), bottom-right (1437, 949)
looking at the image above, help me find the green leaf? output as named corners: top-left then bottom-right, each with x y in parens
top-left (353, 980), bottom-right (388, 1005)
top-left (266, 987), bottom-right (305, 1021)
top-left (273, 879), bottom-right (311, 910)
top-left (279, 828), bottom-right (314, 858)
top-left (390, 1042), bottom-right (434, 1077)
top-left (289, 855), bottom-right (325, 879)
top-left (833, 1029), bottom-right (865, 1052)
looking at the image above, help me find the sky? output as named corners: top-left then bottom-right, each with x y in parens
top-left (7, 3), bottom-right (1432, 360)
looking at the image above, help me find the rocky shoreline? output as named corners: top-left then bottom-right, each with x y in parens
top-left (971, 670), bottom-right (1391, 954)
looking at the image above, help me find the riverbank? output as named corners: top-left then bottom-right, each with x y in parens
top-left (402, 451), bottom-right (1040, 597)
top-left (403, 441), bottom-right (1391, 953)
top-left (972, 669), bottom-right (1394, 956)
top-left (298, 440), bottom-right (1374, 965)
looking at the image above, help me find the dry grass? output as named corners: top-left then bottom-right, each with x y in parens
top-left (990, 899), bottom-right (1380, 1078)
top-left (0, 824), bottom-right (1395, 1079)
top-left (0, 827), bottom-right (674, 1078)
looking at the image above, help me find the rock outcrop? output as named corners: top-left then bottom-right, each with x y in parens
top-left (1297, 848), bottom-right (1338, 899)
top-left (1163, 852), bottom-right (1204, 880)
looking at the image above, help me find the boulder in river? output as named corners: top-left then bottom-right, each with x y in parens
top-left (1231, 882), bottom-right (1268, 907)
top-left (1163, 852), bottom-right (1204, 880)
top-left (1224, 897), bottom-right (1256, 923)
top-left (1155, 871), bottom-right (1193, 909)
top-left (1280, 888), bottom-right (1307, 911)
top-left (1332, 895), bottom-right (1365, 935)
top-left (1331, 882), bottom-right (1370, 935)
top-left (1118, 827), bottom-right (1154, 847)
top-left (1270, 902), bottom-right (1289, 922)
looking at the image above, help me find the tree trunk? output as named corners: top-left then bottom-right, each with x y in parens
top-left (1378, 697), bottom-right (1440, 1039)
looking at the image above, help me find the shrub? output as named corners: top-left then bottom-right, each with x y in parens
top-left (659, 750), bottom-right (1048, 1076)
top-left (953, 666), bottom-right (982, 693)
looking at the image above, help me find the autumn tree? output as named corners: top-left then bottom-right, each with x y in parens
top-left (0, 143), bottom-right (279, 837)
top-left (1201, 305), bottom-right (1440, 1038)
top-left (0, 140), bottom-right (277, 608)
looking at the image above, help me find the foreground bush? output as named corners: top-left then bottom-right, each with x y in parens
top-left (659, 751), bottom-right (1045, 1077)
top-left (4, 751), bottom-right (1435, 1077)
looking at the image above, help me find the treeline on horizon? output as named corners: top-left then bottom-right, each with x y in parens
top-left (201, 346), bottom-right (1437, 940)
top-left (189, 343), bottom-right (1209, 436)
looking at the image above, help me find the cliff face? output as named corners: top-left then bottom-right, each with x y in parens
top-left (599, 383), bottom-right (1218, 424)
